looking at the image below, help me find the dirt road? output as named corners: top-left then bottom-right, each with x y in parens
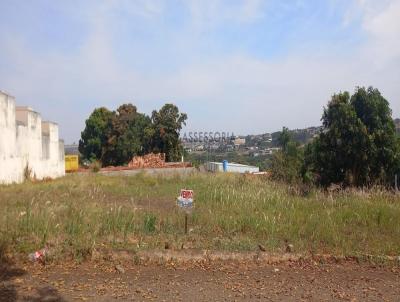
top-left (1, 258), bottom-right (399, 301)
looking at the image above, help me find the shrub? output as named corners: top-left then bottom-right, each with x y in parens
top-left (89, 161), bottom-right (101, 173)
top-left (143, 213), bottom-right (157, 233)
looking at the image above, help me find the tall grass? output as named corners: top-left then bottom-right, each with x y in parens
top-left (0, 172), bottom-right (399, 260)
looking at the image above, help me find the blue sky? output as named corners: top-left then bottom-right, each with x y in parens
top-left (0, 0), bottom-right (399, 143)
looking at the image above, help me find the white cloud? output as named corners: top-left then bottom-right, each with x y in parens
top-left (118, 0), bottom-right (166, 18)
top-left (185, 0), bottom-right (265, 30)
top-left (161, 52), bottom-right (399, 134)
top-left (346, 0), bottom-right (400, 64)
top-left (363, 0), bottom-right (400, 62)
top-left (0, 0), bottom-right (399, 142)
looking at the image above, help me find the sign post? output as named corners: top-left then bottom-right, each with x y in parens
top-left (177, 189), bottom-right (194, 234)
top-left (185, 213), bottom-right (188, 234)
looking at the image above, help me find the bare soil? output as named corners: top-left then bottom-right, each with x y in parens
top-left (1, 257), bottom-right (399, 301)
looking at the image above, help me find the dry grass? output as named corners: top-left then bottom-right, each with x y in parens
top-left (0, 172), bottom-right (399, 261)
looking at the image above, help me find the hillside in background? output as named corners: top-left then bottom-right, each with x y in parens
top-left (185, 116), bottom-right (400, 171)
top-left (250, 116), bottom-right (400, 147)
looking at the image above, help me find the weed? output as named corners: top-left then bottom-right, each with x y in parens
top-left (89, 161), bottom-right (101, 173)
top-left (23, 164), bottom-right (33, 181)
top-left (0, 173), bottom-right (399, 260)
top-left (143, 213), bottom-right (157, 233)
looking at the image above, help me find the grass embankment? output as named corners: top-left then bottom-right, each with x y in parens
top-left (0, 173), bottom-right (399, 260)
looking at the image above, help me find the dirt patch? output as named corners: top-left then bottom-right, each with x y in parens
top-left (1, 257), bottom-right (399, 301)
top-left (97, 249), bottom-right (400, 266)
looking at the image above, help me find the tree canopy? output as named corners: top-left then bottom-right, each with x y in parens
top-left (150, 104), bottom-right (187, 162)
top-left (79, 103), bottom-right (187, 166)
top-left (270, 127), bottom-right (304, 184)
top-left (101, 104), bottom-right (153, 166)
top-left (78, 107), bottom-right (114, 162)
top-left (305, 87), bottom-right (400, 187)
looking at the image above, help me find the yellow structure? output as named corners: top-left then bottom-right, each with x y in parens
top-left (65, 155), bottom-right (79, 172)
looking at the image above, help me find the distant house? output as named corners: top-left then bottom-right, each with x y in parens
top-left (265, 147), bottom-right (280, 154)
top-left (250, 152), bottom-right (260, 157)
top-left (233, 137), bottom-right (246, 147)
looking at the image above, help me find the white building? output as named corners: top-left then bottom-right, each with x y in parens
top-left (205, 162), bottom-right (259, 174)
top-left (233, 137), bottom-right (246, 147)
top-left (0, 91), bottom-right (65, 184)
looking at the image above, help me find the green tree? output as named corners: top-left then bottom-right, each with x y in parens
top-left (79, 107), bottom-right (114, 162)
top-left (150, 104), bottom-right (187, 162)
top-left (351, 87), bottom-right (399, 183)
top-left (305, 87), bottom-right (400, 187)
top-left (277, 127), bottom-right (291, 152)
top-left (102, 104), bottom-right (152, 166)
top-left (270, 127), bottom-right (304, 183)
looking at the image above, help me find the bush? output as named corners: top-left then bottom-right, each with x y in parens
top-left (269, 128), bottom-right (304, 184)
top-left (143, 213), bottom-right (157, 233)
top-left (89, 161), bottom-right (101, 173)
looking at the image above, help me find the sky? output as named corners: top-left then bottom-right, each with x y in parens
top-left (0, 0), bottom-right (399, 144)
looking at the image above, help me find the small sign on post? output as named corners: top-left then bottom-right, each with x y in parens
top-left (177, 189), bottom-right (194, 208)
top-left (177, 189), bottom-right (194, 234)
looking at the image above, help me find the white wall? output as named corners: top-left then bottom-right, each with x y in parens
top-left (205, 162), bottom-right (260, 174)
top-left (0, 91), bottom-right (65, 184)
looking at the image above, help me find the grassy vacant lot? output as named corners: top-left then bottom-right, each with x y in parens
top-left (0, 172), bottom-right (399, 260)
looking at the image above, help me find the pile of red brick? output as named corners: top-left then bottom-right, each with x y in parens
top-left (128, 153), bottom-right (166, 168)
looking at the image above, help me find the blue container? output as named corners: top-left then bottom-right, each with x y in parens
top-left (222, 160), bottom-right (228, 172)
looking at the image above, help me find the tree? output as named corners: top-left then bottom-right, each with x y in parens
top-left (277, 127), bottom-right (291, 152)
top-left (151, 104), bottom-right (187, 162)
top-left (270, 127), bottom-right (304, 183)
top-left (79, 107), bottom-right (114, 162)
top-left (351, 87), bottom-right (399, 183)
top-left (79, 103), bottom-right (188, 166)
top-left (102, 104), bottom-right (152, 166)
top-left (305, 87), bottom-right (400, 187)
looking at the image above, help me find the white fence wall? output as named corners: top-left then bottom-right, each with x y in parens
top-left (205, 162), bottom-right (260, 174)
top-left (0, 91), bottom-right (65, 184)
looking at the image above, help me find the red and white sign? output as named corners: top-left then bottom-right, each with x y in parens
top-left (180, 189), bottom-right (193, 199)
top-left (177, 189), bottom-right (194, 208)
